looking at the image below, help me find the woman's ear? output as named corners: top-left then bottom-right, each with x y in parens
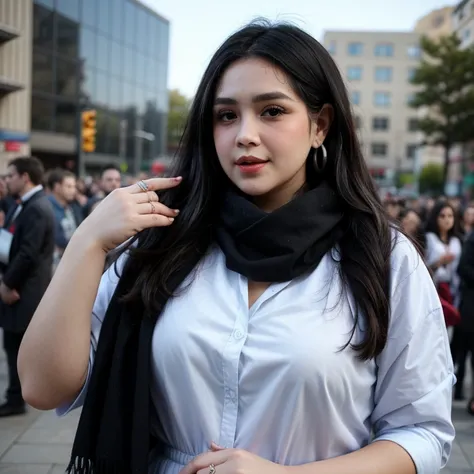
top-left (311, 104), bottom-right (334, 148)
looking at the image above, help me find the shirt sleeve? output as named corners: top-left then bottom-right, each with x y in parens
top-left (370, 233), bottom-right (455, 474)
top-left (56, 252), bottom-right (127, 416)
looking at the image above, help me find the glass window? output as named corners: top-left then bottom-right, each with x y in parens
top-left (32, 50), bottom-right (54, 93)
top-left (95, 109), bottom-right (110, 154)
top-left (31, 96), bottom-right (54, 131)
top-left (407, 68), bottom-right (416, 81)
top-left (374, 67), bottom-right (392, 82)
top-left (136, 7), bottom-right (149, 54)
top-left (374, 92), bottom-right (391, 107)
top-left (56, 58), bottom-right (78, 99)
top-left (347, 66), bottom-right (362, 81)
top-left (95, 71), bottom-right (110, 107)
top-left (326, 40), bottom-right (336, 54)
top-left (408, 118), bottom-right (418, 131)
top-left (406, 144), bottom-right (417, 159)
top-left (122, 81), bottom-right (136, 108)
top-left (109, 77), bottom-right (123, 110)
top-left (159, 20), bottom-right (170, 63)
top-left (98, 0), bottom-right (111, 36)
top-left (135, 54), bottom-right (147, 85)
top-left (108, 112), bottom-right (121, 155)
top-left (157, 89), bottom-right (167, 112)
top-left (112, 1), bottom-right (124, 42)
top-left (347, 42), bottom-right (363, 56)
top-left (35, 0), bottom-right (54, 8)
top-left (407, 45), bottom-right (421, 58)
top-left (124, 47), bottom-right (136, 82)
top-left (374, 43), bottom-right (394, 57)
top-left (350, 90), bottom-right (360, 105)
top-left (80, 66), bottom-right (96, 105)
top-left (55, 101), bottom-right (77, 134)
top-left (56, 0), bottom-right (80, 22)
top-left (80, 27), bottom-right (97, 69)
top-left (371, 143), bottom-right (388, 157)
top-left (82, 0), bottom-right (98, 30)
top-left (110, 41), bottom-right (123, 78)
top-left (97, 35), bottom-right (110, 72)
top-left (56, 14), bottom-right (79, 58)
top-left (124, 1), bottom-right (137, 47)
top-left (146, 61), bottom-right (158, 89)
top-left (33, 4), bottom-right (55, 51)
top-left (372, 117), bottom-right (389, 130)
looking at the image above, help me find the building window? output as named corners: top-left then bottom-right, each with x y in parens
top-left (374, 43), bottom-right (394, 57)
top-left (354, 115), bottom-right (362, 129)
top-left (56, 58), bottom-right (78, 99)
top-left (347, 42), bottom-right (363, 56)
top-left (32, 50), bottom-right (54, 94)
top-left (326, 40), bottom-right (336, 54)
top-left (56, 0), bottom-right (80, 22)
top-left (347, 66), bottom-right (362, 81)
top-left (374, 67), bottom-right (393, 82)
top-left (408, 118), bottom-right (418, 131)
top-left (350, 90), bottom-right (361, 105)
top-left (463, 29), bottom-right (471, 41)
top-left (55, 101), bottom-right (77, 134)
top-left (432, 15), bottom-right (445, 28)
top-left (33, 4), bottom-right (54, 51)
top-left (407, 67), bottom-right (416, 81)
top-left (35, 0), bottom-right (54, 7)
top-left (371, 143), bottom-right (388, 157)
top-left (31, 96), bottom-right (54, 131)
top-left (406, 144), bottom-right (417, 159)
top-left (82, 0), bottom-right (98, 30)
top-left (372, 117), bottom-right (389, 131)
top-left (374, 92), bottom-right (391, 107)
top-left (56, 14), bottom-right (79, 59)
top-left (407, 45), bottom-right (421, 58)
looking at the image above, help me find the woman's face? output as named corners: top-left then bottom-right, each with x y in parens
top-left (213, 57), bottom-right (332, 211)
top-left (401, 211), bottom-right (420, 236)
top-left (464, 207), bottom-right (474, 227)
top-left (437, 206), bottom-right (455, 233)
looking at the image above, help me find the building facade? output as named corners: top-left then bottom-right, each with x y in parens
top-left (0, 0), bottom-right (170, 175)
top-left (414, 6), bottom-right (454, 40)
top-left (453, 0), bottom-right (474, 47)
top-left (0, 0), bottom-right (33, 172)
top-left (323, 31), bottom-right (421, 187)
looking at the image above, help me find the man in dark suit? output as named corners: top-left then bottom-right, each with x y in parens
top-left (0, 156), bottom-right (55, 416)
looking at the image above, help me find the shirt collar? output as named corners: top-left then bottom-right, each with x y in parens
top-left (21, 185), bottom-right (43, 203)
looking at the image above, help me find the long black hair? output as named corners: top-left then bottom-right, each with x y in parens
top-left (425, 200), bottom-right (461, 242)
top-left (121, 20), bottom-right (393, 361)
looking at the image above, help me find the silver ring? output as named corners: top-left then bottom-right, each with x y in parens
top-left (209, 464), bottom-right (216, 474)
top-left (137, 180), bottom-right (148, 192)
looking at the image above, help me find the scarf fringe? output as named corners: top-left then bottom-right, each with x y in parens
top-left (66, 456), bottom-right (128, 474)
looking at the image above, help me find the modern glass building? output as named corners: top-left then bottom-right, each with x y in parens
top-left (31, 0), bottom-right (169, 173)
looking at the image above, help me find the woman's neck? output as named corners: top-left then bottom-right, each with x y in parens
top-left (439, 231), bottom-right (449, 243)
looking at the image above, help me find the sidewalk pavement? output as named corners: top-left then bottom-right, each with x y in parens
top-left (0, 347), bottom-right (472, 473)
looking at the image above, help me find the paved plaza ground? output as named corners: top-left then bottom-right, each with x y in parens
top-left (0, 340), bottom-right (472, 473)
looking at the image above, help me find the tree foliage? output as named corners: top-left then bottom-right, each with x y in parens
top-left (410, 34), bottom-right (474, 188)
top-left (167, 89), bottom-right (191, 147)
top-left (419, 163), bottom-right (444, 195)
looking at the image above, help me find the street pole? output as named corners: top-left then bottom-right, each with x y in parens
top-left (133, 115), bottom-right (143, 176)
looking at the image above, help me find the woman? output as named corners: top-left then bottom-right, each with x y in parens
top-left (398, 208), bottom-right (425, 254)
top-left (18, 21), bottom-right (454, 474)
top-left (462, 204), bottom-right (474, 238)
top-left (424, 202), bottom-right (462, 325)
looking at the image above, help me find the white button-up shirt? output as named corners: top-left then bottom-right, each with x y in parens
top-left (59, 233), bottom-right (455, 474)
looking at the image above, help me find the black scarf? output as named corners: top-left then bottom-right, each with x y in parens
top-left (67, 181), bottom-right (344, 474)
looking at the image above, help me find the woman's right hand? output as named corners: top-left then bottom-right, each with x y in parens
top-left (77, 177), bottom-right (182, 252)
top-left (438, 252), bottom-right (455, 266)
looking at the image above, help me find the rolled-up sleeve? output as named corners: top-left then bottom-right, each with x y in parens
top-left (56, 253), bottom-right (126, 416)
top-left (370, 234), bottom-right (455, 473)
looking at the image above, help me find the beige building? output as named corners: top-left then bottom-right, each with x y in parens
top-left (453, 0), bottom-right (474, 47)
top-left (323, 31), bottom-right (421, 186)
top-left (0, 0), bottom-right (32, 172)
top-left (415, 6), bottom-right (454, 40)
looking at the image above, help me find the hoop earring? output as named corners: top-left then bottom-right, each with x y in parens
top-left (313, 144), bottom-right (327, 172)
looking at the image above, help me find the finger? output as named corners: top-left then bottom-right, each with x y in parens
top-left (210, 442), bottom-right (225, 451)
top-left (178, 451), bottom-right (231, 474)
top-left (136, 202), bottom-right (179, 217)
top-left (129, 177), bottom-right (182, 194)
top-left (134, 191), bottom-right (160, 204)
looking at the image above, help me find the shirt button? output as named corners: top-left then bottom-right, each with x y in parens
top-left (234, 330), bottom-right (244, 339)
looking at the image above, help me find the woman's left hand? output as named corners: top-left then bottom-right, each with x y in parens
top-left (179, 443), bottom-right (289, 474)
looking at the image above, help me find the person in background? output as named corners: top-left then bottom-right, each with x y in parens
top-left (85, 164), bottom-right (122, 216)
top-left (462, 204), bottom-right (474, 238)
top-left (398, 208), bottom-right (425, 254)
top-left (0, 157), bottom-right (55, 416)
top-left (47, 169), bottom-right (83, 271)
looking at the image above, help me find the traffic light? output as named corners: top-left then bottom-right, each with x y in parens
top-left (81, 109), bottom-right (96, 153)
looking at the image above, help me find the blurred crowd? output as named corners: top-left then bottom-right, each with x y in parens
top-left (384, 193), bottom-right (474, 416)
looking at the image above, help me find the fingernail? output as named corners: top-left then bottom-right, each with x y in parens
top-left (173, 176), bottom-right (182, 182)
top-left (168, 217), bottom-right (174, 223)
top-left (174, 209), bottom-right (180, 214)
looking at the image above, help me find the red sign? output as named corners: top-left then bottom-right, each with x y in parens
top-left (4, 141), bottom-right (21, 152)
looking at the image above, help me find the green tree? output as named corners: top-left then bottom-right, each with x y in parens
top-left (167, 89), bottom-right (190, 148)
top-left (419, 163), bottom-right (444, 194)
top-left (410, 34), bottom-right (474, 190)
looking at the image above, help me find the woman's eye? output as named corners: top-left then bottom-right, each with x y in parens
top-left (262, 106), bottom-right (285, 117)
top-left (217, 111), bottom-right (236, 122)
